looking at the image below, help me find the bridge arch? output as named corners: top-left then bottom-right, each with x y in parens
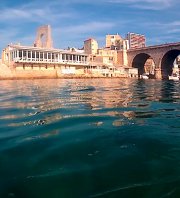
top-left (132, 53), bottom-right (155, 77)
top-left (161, 49), bottom-right (180, 79)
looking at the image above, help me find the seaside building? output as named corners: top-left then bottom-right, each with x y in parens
top-left (172, 56), bottom-right (180, 75)
top-left (95, 48), bottom-right (118, 66)
top-left (144, 58), bottom-right (155, 75)
top-left (0, 24), bottom-right (139, 79)
top-left (106, 34), bottom-right (123, 49)
top-left (1, 44), bottom-right (89, 78)
top-left (0, 25), bottom-right (100, 78)
top-left (84, 34), bottom-right (129, 67)
top-left (3, 44), bottom-right (88, 67)
top-left (82, 34), bottom-right (137, 77)
top-left (84, 38), bottom-right (98, 55)
top-left (116, 40), bottom-right (129, 66)
top-left (175, 56), bottom-right (180, 67)
top-left (126, 32), bottom-right (146, 49)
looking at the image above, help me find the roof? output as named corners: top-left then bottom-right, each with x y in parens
top-left (84, 38), bottom-right (96, 42)
top-left (7, 44), bottom-right (88, 56)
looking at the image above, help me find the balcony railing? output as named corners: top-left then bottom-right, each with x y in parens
top-left (13, 57), bottom-right (88, 65)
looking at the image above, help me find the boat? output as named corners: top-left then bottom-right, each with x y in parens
top-left (168, 73), bottom-right (179, 80)
top-left (140, 73), bottom-right (149, 79)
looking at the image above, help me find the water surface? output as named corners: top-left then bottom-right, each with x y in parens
top-left (0, 78), bottom-right (180, 198)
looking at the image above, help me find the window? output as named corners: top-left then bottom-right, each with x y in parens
top-left (19, 50), bottom-right (22, 58)
top-left (32, 52), bottom-right (35, 58)
top-left (28, 51), bottom-right (31, 58)
top-left (40, 52), bottom-right (43, 59)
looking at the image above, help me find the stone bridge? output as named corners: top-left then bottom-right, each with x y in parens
top-left (127, 42), bottom-right (180, 79)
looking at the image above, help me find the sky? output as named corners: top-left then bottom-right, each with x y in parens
top-left (0, 0), bottom-right (180, 51)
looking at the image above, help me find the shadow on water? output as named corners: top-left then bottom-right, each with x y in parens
top-left (159, 80), bottom-right (178, 103)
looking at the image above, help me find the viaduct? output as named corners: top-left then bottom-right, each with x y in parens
top-left (127, 42), bottom-right (180, 79)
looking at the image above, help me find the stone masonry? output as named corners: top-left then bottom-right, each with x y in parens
top-left (127, 42), bottom-right (180, 79)
top-left (34, 25), bottom-right (53, 48)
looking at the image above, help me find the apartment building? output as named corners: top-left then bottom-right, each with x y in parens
top-left (106, 34), bottom-right (123, 49)
top-left (126, 32), bottom-right (146, 49)
top-left (84, 38), bottom-right (98, 55)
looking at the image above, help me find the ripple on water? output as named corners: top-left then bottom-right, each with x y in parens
top-left (0, 79), bottom-right (180, 198)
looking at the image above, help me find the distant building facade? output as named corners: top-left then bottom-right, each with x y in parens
top-left (144, 58), bottom-right (155, 74)
top-left (1, 44), bottom-right (90, 78)
top-left (106, 34), bottom-right (123, 49)
top-left (175, 55), bottom-right (180, 66)
top-left (126, 32), bottom-right (146, 49)
top-left (84, 35), bottom-right (130, 67)
top-left (82, 34), bottom-right (138, 77)
top-left (94, 48), bottom-right (118, 66)
top-left (116, 40), bottom-right (129, 66)
top-left (0, 25), bottom-right (140, 79)
top-left (84, 38), bottom-right (98, 55)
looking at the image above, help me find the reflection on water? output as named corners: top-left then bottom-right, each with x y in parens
top-left (0, 79), bottom-right (179, 198)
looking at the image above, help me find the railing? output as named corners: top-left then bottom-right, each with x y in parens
top-left (13, 57), bottom-right (88, 65)
top-left (128, 41), bottom-right (180, 52)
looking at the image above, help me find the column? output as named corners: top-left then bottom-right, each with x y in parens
top-left (155, 68), bottom-right (162, 79)
top-left (34, 51), bottom-right (37, 61)
top-left (22, 50), bottom-right (24, 61)
top-left (12, 51), bottom-right (14, 60)
top-left (67, 55), bottom-right (69, 62)
top-left (47, 53), bottom-right (48, 62)
top-left (71, 55), bottom-right (73, 63)
top-left (43, 52), bottom-right (44, 61)
top-left (10, 52), bottom-right (12, 61)
top-left (26, 50), bottom-right (28, 61)
top-left (47, 52), bottom-right (48, 62)
top-left (31, 51), bottom-right (32, 61)
top-left (17, 50), bottom-right (19, 60)
top-left (44, 52), bottom-right (47, 62)
top-left (84, 56), bottom-right (86, 64)
top-left (14, 50), bottom-right (16, 60)
top-left (60, 54), bottom-right (63, 62)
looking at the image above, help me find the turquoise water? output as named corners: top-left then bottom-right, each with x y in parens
top-left (0, 78), bottom-right (179, 198)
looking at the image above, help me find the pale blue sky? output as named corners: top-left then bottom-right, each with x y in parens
top-left (0, 0), bottom-right (179, 51)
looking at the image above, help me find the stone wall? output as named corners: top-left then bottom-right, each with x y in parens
top-left (0, 60), bottom-right (14, 78)
top-left (0, 63), bottom-right (102, 79)
top-left (0, 61), bottom-right (138, 79)
top-left (0, 62), bottom-right (58, 79)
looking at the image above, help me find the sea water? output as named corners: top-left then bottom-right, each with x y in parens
top-left (0, 78), bottom-right (179, 198)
